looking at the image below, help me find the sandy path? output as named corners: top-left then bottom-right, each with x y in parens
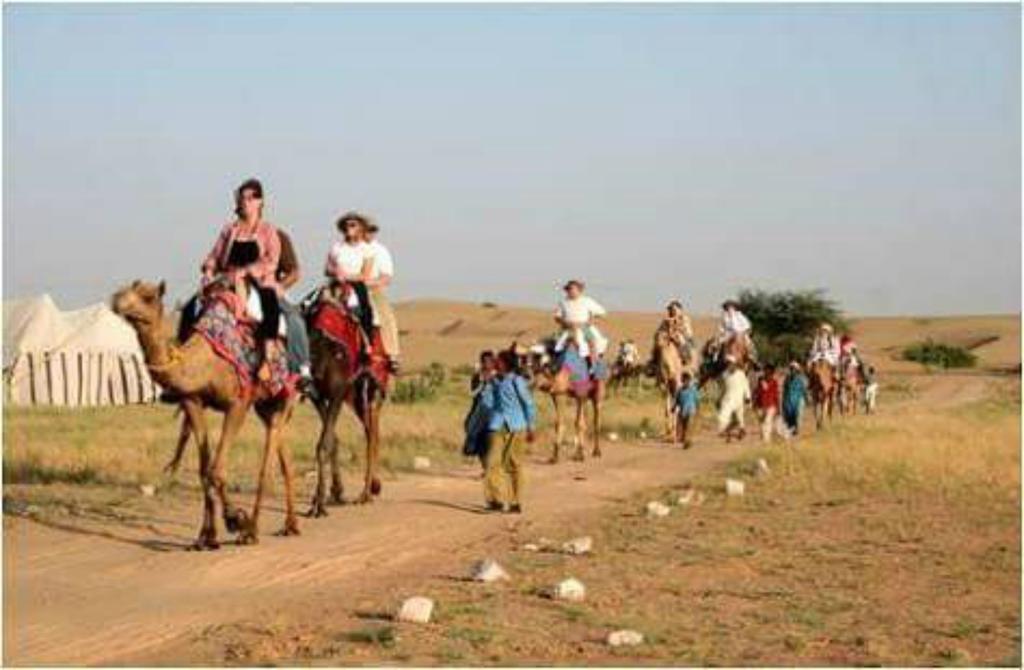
top-left (3, 372), bottom-right (1001, 666)
top-left (4, 433), bottom-right (747, 666)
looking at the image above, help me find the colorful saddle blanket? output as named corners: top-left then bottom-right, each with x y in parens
top-left (308, 301), bottom-right (391, 390)
top-left (556, 347), bottom-right (608, 395)
top-left (194, 293), bottom-right (295, 400)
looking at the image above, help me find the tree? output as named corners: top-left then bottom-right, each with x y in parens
top-left (736, 289), bottom-right (848, 367)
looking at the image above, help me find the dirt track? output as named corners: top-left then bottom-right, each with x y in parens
top-left (1, 373), bottom-right (998, 666)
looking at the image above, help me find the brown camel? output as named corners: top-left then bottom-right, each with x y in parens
top-left (837, 358), bottom-right (863, 416)
top-left (112, 280), bottom-right (299, 549)
top-left (651, 331), bottom-right (697, 439)
top-left (807, 359), bottom-right (836, 429)
top-left (305, 298), bottom-right (386, 517)
top-left (532, 357), bottom-right (604, 463)
top-left (698, 335), bottom-right (751, 388)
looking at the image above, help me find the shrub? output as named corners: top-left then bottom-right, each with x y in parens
top-left (737, 289), bottom-right (848, 367)
top-left (902, 340), bottom-right (977, 369)
top-left (391, 362), bottom-right (448, 404)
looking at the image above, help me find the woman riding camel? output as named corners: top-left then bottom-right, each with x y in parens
top-left (324, 211), bottom-right (376, 350)
top-left (201, 178), bottom-right (283, 375)
top-left (808, 323), bottom-right (840, 367)
top-left (553, 279), bottom-right (608, 372)
top-left (651, 299), bottom-right (694, 368)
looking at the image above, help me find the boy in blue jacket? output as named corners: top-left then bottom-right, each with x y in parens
top-left (481, 349), bottom-right (537, 513)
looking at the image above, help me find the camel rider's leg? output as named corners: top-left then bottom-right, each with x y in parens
top-left (252, 286), bottom-right (282, 379)
top-left (178, 293), bottom-right (203, 343)
top-left (554, 330), bottom-right (571, 353)
top-left (280, 298), bottom-right (313, 379)
top-left (368, 286), bottom-right (400, 371)
top-left (349, 282), bottom-right (375, 354)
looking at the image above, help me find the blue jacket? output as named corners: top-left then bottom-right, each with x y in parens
top-left (463, 379), bottom-right (496, 456)
top-left (482, 373), bottom-right (537, 433)
top-left (674, 384), bottom-right (700, 416)
top-left (782, 373), bottom-right (807, 413)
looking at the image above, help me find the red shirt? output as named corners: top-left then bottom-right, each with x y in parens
top-left (755, 377), bottom-right (780, 410)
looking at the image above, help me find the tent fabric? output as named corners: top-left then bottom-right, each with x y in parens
top-left (3, 294), bottom-right (159, 407)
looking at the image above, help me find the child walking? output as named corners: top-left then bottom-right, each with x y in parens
top-left (481, 350), bottom-right (537, 514)
top-left (754, 365), bottom-right (781, 443)
top-left (673, 371), bottom-right (700, 448)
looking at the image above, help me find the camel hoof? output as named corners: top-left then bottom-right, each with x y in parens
top-left (370, 478), bottom-right (382, 496)
top-left (277, 521), bottom-right (301, 537)
top-left (162, 461), bottom-right (180, 476)
top-left (190, 536), bottom-right (220, 551)
top-left (237, 531), bottom-right (259, 546)
top-left (330, 487), bottom-right (345, 505)
top-left (306, 500), bottom-right (329, 518)
top-left (572, 451), bottom-right (585, 463)
top-left (224, 509), bottom-right (249, 534)
top-left (547, 455), bottom-right (560, 465)
top-left (591, 449), bottom-right (602, 458)
top-left (354, 492), bottom-right (373, 505)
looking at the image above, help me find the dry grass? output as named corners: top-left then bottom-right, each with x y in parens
top-left (225, 375), bottom-right (1021, 666)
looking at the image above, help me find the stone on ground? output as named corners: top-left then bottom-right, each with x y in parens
top-left (549, 578), bottom-right (586, 602)
top-left (412, 456), bottom-right (431, 471)
top-left (646, 501), bottom-right (671, 518)
top-left (561, 536), bottom-right (593, 555)
top-left (676, 489), bottom-right (696, 506)
top-left (639, 431), bottom-right (649, 439)
top-left (139, 484), bottom-right (156, 497)
top-left (396, 596), bottom-right (434, 623)
top-left (725, 478), bottom-right (746, 496)
top-left (471, 559), bottom-right (510, 583)
top-left (607, 431), bottom-right (620, 442)
top-left (607, 629), bottom-right (644, 647)
top-left (755, 458), bottom-right (770, 476)
top-left (522, 543), bottom-right (540, 553)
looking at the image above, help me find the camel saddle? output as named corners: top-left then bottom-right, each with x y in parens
top-left (192, 287), bottom-right (296, 400)
top-left (306, 287), bottom-right (391, 391)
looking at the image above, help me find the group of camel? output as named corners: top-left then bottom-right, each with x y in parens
top-left (112, 279), bottom-right (865, 550)
top-left (112, 280), bottom-right (384, 550)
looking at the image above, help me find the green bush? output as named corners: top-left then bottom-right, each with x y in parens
top-left (902, 340), bottom-right (977, 369)
top-left (391, 361), bottom-right (448, 404)
top-left (737, 289), bottom-right (848, 367)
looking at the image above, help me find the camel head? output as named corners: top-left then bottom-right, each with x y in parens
top-left (111, 279), bottom-right (167, 328)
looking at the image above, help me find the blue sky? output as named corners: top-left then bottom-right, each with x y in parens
top-left (4, 4), bottom-right (1020, 315)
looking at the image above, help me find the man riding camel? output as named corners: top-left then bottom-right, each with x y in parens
top-left (808, 323), bottom-right (841, 368)
top-left (650, 300), bottom-right (695, 370)
top-left (553, 279), bottom-right (608, 373)
top-left (618, 339), bottom-right (641, 368)
top-left (324, 212), bottom-right (377, 355)
top-left (713, 299), bottom-right (755, 364)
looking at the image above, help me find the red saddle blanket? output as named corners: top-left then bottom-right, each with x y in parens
top-left (194, 292), bottom-right (296, 400)
top-left (309, 301), bottom-right (391, 390)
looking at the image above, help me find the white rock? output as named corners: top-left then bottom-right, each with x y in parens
top-left (607, 432), bottom-right (620, 442)
top-left (471, 559), bottom-right (510, 583)
top-left (725, 478), bottom-right (745, 497)
top-left (412, 456), bottom-right (431, 471)
top-left (549, 578), bottom-right (586, 602)
top-left (561, 536), bottom-right (593, 555)
top-left (755, 458), bottom-right (770, 476)
top-left (639, 431), bottom-right (649, 439)
top-left (676, 489), bottom-right (696, 506)
top-left (646, 501), bottom-right (671, 518)
top-left (139, 484), bottom-right (156, 497)
top-left (607, 629), bottom-right (644, 647)
top-left (522, 543), bottom-right (540, 553)
top-left (396, 596), bottom-right (434, 623)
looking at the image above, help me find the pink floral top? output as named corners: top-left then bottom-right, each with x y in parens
top-left (202, 219), bottom-right (281, 292)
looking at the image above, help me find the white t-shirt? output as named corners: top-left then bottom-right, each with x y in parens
top-left (557, 296), bottom-right (607, 325)
top-left (327, 240), bottom-right (371, 278)
top-left (721, 309), bottom-right (751, 335)
top-left (367, 240), bottom-right (394, 279)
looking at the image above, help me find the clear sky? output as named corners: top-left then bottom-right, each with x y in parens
top-left (4, 4), bottom-right (1020, 315)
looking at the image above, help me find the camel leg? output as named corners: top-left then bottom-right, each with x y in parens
top-left (211, 402), bottom-right (250, 536)
top-left (183, 400), bottom-right (218, 550)
top-left (274, 404), bottom-right (300, 537)
top-left (355, 382), bottom-right (382, 504)
top-left (164, 412), bottom-right (191, 475)
top-left (572, 399), bottom-right (586, 462)
top-left (591, 391), bottom-right (602, 458)
top-left (309, 395), bottom-right (343, 517)
top-left (549, 394), bottom-right (563, 464)
top-left (238, 412), bottom-right (278, 545)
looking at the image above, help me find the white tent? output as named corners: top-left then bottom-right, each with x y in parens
top-left (3, 294), bottom-right (159, 407)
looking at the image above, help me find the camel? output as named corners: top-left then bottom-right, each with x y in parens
top-left (112, 280), bottom-right (299, 549)
top-left (651, 332), bottom-right (697, 439)
top-left (531, 350), bottom-right (604, 463)
top-left (837, 359), bottom-right (863, 416)
top-left (608, 355), bottom-right (644, 394)
top-left (807, 359), bottom-right (836, 429)
top-left (698, 335), bottom-right (751, 389)
top-left (305, 295), bottom-right (386, 517)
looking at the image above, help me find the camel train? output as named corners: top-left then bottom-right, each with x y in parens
top-left (110, 180), bottom-right (869, 549)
